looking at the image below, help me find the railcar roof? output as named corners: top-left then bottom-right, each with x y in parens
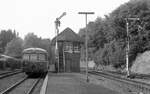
top-left (0, 55), bottom-right (13, 58)
top-left (0, 54), bottom-right (17, 61)
top-left (23, 48), bottom-right (47, 53)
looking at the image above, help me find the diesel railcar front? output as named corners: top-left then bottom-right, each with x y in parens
top-left (22, 48), bottom-right (49, 75)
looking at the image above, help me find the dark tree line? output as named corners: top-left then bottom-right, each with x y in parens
top-left (79, 0), bottom-right (150, 70)
top-left (0, 30), bottom-right (52, 61)
top-left (0, 29), bottom-right (17, 53)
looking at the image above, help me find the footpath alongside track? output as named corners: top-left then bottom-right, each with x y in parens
top-left (44, 73), bottom-right (120, 94)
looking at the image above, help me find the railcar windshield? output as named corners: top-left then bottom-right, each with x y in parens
top-left (23, 48), bottom-right (48, 61)
top-left (30, 54), bottom-right (37, 61)
top-left (23, 54), bottom-right (30, 60)
top-left (23, 53), bottom-right (46, 61)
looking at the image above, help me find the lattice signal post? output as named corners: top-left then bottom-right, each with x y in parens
top-left (125, 17), bottom-right (140, 77)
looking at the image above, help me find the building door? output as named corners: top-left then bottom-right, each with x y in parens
top-left (66, 59), bottom-right (71, 72)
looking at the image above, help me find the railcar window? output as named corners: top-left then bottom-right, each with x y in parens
top-left (38, 54), bottom-right (46, 61)
top-left (23, 54), bottom-right (29, 60)
top-left (30, 54), bottom-right (37, 61)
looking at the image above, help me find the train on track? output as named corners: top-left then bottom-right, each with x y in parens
top-left (22, 48), bottom-right (49, 75)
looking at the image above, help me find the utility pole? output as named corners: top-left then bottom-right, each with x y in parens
top-left (125, 17), bottom-right (139, 77)
top-left (78, 12), bottom-right (94, 82)
top-left (55, 12), bottom-right (66, 73)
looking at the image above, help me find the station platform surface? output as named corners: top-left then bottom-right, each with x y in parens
top-left (46, 73), bottom-right (119, 94)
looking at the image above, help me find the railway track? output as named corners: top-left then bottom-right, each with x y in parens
top-left (103, 70), bottom-right (150, 79)
top-left (88, 70), bottom-right (150, 94)
top-left (0, 70), bottom-right (22, 79)
top-left (0, 76), bottom-right (41, 94)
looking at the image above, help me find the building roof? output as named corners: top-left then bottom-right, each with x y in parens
top-left (51, 27), bottom-right (84, 45)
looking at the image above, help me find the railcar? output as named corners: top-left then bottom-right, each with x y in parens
top-left (0, 55), bottom-right (21, 70)
top-left (22, 48), bottom-right (49, 75)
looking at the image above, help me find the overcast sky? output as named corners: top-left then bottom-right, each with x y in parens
top-left (0, 0), bottom-right (129, 39)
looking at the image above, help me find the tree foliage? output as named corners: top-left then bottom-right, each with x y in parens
top-left (23, 33), bottom-right (53, 61)
top-left (0, 31), bottom-right (53, 61)
top-left (23, 33), bottom-right (41, 48)
top-left (0, 29), bottom-right (17, 53)
top-left (5, 37), bottom-right (23, 58)
top-left (78, 0), bottom-right (150, 69)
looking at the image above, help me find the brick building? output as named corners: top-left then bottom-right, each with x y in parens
top-left (51, 27), bottom-right (83, 72)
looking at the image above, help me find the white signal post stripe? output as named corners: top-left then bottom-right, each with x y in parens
top-left (40, 74), bottom-right (48, 94)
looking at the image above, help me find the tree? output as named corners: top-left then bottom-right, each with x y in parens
top-left (107, 0), bottom-right (150, 67)
top-left (23, 33), bottom-right (51, 51)
top-left (0, 29), bottom-right (17, 53)
top-left (23, 33), bottom-right (40, 48)
top-left (5, 37), bottom-right (23, 58)
top-left (78, 18), bottom-right (108, 59)
top-left (79, 0), bottom-right (150, 69)
top-left (23, 33), bottom-right (53, 62)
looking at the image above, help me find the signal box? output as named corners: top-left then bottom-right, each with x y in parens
top-left (51, 27), bottom-right (83, 72)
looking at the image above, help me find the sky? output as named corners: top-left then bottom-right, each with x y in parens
top-left (0, 0), bottom-right (130, 39)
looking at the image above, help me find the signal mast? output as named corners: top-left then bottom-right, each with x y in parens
top-left (55, 12), bottom-right (66, 73)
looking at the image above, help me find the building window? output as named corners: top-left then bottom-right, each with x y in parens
top-left (73, 43), bottom-right (80, 53)
top-left (74, 45), bottom-right (80, 53)
top-left (64, 42), bottom-right (73, 53)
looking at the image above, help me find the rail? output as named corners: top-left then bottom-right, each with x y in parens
top-left (0, 71), bottom-right (22, 79)
top-left (26, 78), bottom-right (41, 94)
top-left (0, 77), bottom-right (42, 94)
top-left (89, 70), bottom-right (150, 94)
top-left (0, 77), bottom-right (27, 94)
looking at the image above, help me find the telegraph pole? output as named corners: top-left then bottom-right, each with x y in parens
top-left (55, 12), bottom-right (66, 73)
top-left (125, 17), bottom-right (139, 77)
top-left (78, 12), bottom-right (94, 82)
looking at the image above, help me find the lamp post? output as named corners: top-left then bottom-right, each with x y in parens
top-left (125, 17), bottom-right (139, 77)
top-left (78, 12), bottom-right (94, 82)
top-left (55, 12), bottom-right (66, 73)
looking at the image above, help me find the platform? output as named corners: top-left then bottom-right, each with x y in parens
top-left (46, 73), bottom-right (119, 94)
